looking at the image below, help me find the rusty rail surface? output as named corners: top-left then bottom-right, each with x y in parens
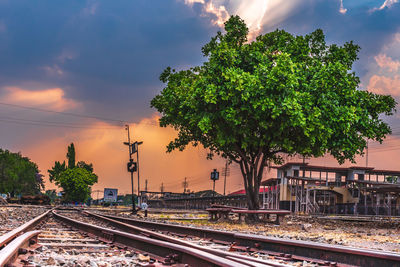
top-left (0, 230), bottom-right (41, 266)
top-left (52, 210), bottom-right (247, 267)
top-left (0, 209), bottom-right (51, 249)
top-left (84, 211), bottom-right (287, 267)
top-left (97, 212), bottom-right (400, 267)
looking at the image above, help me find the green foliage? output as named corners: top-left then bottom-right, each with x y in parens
top-left (48, 161), bottom-right (66, 183)
top-left (48, 143), bottom-right (97, 203)
top-left (67, 143), bottom-right (76, 168)
top-left (385, 176), bottom-right (398, 183)
top-left (77, 161), bottom-right (93, 173)
top-left (0, 148), bottom-right (44, 196)
top-left (55, 168), bottom-right (97, 202)
top-left (44, 189), bottom-right (58, 203)
top-left (151, 15), bottom-right (396, 210)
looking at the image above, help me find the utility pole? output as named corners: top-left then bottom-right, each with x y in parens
top-left (145, 179), bottom-right (148, 192)
top-left (160, 183), bottom-right (164, 193)
top-left (136, 141), bottom-right (143, 205)
top-left (222, 161), bottom-right (230, 196)
top-left (182, 177), bottom-right (188, 194)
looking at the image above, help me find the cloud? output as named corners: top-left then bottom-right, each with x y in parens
top-left (371, 0), bottom-right (399, 11)
top-left (181, 0), bottom-right (302, 40)
top-left (21, 115), bottom-right (241, 194)
top-left (0, 87), bottom-right (81, 111)
top-left (375, 54), bottom-right (400, 72)
top-left (378, 0), bottom-right (399, 10)
top-left (203, 1), bottom-right (230, 28)
top-left (43, 65), bottom-right (64, 76)
top-left (339, 0), bottom-right (347, 14)
top-left (184, 0), bottom-right (205, 5)
top-left (367, 75), bottom-right (400, 96)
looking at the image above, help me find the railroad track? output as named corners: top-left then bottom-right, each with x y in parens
top-left (0, 209), bottom-right (248, 266)
top-left (86, 211), bottom-right (400, 267)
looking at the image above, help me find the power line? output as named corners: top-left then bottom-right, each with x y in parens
top-left (0, 115), bottom-right (116, 127)
top-left (0, 118), bottom-right (123, 130)
top-left (0, 101), bottom-right (126, 124)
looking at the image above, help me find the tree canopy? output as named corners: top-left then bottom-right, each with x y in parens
top-left (53, 168), bottom-right (97, 203)
top-left (0, 148), bottom-right (44, 196)
top-left (48, 143), bottom-right (97, 203)
top-left (151, 16), bottom-right (396, 210)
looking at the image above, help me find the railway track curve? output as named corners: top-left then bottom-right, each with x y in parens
top-left (90, 211), bottom-right (400, 267)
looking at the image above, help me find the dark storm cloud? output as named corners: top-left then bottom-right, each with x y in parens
top-left (0, 0), bottom-right (399, 121)
top-left (0, 0), bottom-right (215, 121)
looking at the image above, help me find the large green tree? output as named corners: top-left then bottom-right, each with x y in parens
top-left (48, 143), bottom-right (98, 202)
top-left (0, 149), bottom-right (44, 196)
top-left (151, 16), bottom-right (396, 210)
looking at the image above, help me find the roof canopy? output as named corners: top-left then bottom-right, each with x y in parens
top-left (271, 162), bottom-right (399, 175)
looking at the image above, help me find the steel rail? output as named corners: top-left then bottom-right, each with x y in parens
top-left (52, 210), bottom-right (247, 267)
top-left (84, 211), bottom-right (287, 267)
top-left (97, 212), bottom-right (400, 267)
top-left (0, 209), bottom-right (51, 249)
top-left (0, 230), bottom-right (41, 266)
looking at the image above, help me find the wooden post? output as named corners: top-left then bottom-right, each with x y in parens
top-left (263, 184), bottom-right (266, 209)
top-left (301, 180), bottom-right (304, 213)
top-left (376, 193), bottom-right (380, 215)
top-left (289, 179), bottom-right (292, 212)
top-left (364, 188), bottom-right (367, 215)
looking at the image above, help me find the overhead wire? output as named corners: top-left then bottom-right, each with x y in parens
top-left (0, 102), bottom-right (161, 129)
top-left (0, 101), bottom-right (126, 124)
top-left (0, 118), bottom-right (123, 130)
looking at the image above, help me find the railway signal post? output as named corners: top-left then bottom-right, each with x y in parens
top-left (124, 125), bottom-right (137, 214)
top-left (210, 169), bottom-right (219, 203)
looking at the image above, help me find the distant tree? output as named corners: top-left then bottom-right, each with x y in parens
top-left (48, 161), bottom-right (67, 183)
top-left (151, 16), bottom-right (396, 212)
top-left (44, 189), bottom-right (58, 203)
top-left (66, 143), bottom-right (76, 168)
top-left (55, 168), bottom-right (98, 202)
top-left (77, 161), bottom-right (93, 173)
top-left (48, 144), bottom-right (97, 203)
top-left (0, 148), bottom-right (44, 196)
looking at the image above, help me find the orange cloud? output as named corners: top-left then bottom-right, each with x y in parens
top-left (0, 87), bottom-right (81, 111)
top-left (19, 114), bottom-right (400, 197)
top-left (367, 75), bottom-right (400, 96)
top-left (204, 2), bottom-right (230, 28)
top-left (22, 115), bottom-right (244, 196)
top-left (374, 54), bottom-right (400, 72)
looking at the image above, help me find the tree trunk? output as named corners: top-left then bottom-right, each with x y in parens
top-left (239, 155), bottom-right (267, 222)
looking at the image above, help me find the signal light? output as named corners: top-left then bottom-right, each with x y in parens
top-left (127, 160), bottom-right (137, 173)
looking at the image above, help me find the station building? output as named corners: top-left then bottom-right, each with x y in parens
top-left (262, 162), bottom-right (400, 215)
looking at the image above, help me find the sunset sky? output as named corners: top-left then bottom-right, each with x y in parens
top-left (1, 0), bottom-right (400, 197)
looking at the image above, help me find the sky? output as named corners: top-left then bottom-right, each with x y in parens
top-left (0, 0), bottom-right (400, 197)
